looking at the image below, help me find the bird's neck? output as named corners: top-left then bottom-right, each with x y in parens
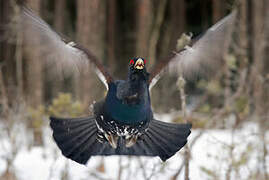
top-left (118, 71), bottom-right (149, 105)
top-left (128, 71), bottom-right (148, 92)
top-left (128, 69), bottom-right (148, 85)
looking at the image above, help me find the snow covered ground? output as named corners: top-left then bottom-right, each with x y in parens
top-left (0, 118), bottom-right (268, 180)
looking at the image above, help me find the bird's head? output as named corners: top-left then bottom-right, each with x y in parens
top-left (128, 57), bottom-right (149, 82)
top-left (129, 57), bottom-right (146, 71)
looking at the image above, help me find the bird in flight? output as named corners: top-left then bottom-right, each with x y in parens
top-left (16, 6), bottom-right (236, 165)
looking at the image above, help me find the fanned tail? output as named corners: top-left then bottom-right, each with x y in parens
top-left (139, 119), bottom-right (192, 161)
top-left (108, 119), bottom-right (192, 161)
top-left (50, 117), bottom-right (191, 165)
top-left (50, 116), bottom-right (99, 164)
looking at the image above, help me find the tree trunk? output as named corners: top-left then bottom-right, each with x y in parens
top-left (151, 0), bottom-right (185, 113)
top-left (25, 0), bottom-right (43, 146)
top-left (168, 0), bottom-right (185, 53)
top-left (107, 0), bottom-right (116, 73)
top-left (148, 0), bottom-right (167, 66)
top-left (54, 0), bottom-right (65, 33)
top-left (136, 0), bottom-right (152, 61)
top-left (212, 0), bottom-right (224, 23)
top-left (0, 0), bottom-right (17, 107)
top-left (51, 0), bottom-right (66, 98)
top-left (76, 0), bottom-right (106, 108)
top-left (250, 0), bottom-right (268, 114)
top-left (251, 1), bottom-right (268, 179)
top-left (25, 0), bottom-right (43, 107)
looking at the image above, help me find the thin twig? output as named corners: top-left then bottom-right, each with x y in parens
top-left (225, 128), bottom-right (235, 180)
top-left (118, 157), bottom-right (122, 180)
top-left (177, 76), bottom-right (190, 180)
top-left (177, 77), bottom-right (187, 119)
top-left (137, 158), bottom-right (148, 179)
top-left (14, 4), bottom-right (24, 98)
top-left (171, 131), bottom-right (204, 180)
top-left (0, 64), bottom-right (9, 117)
top-left (146, 162), bottom-right (159, 180)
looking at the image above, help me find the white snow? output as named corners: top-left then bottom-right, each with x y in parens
top-left (0, 118), bottom-right (268, 180)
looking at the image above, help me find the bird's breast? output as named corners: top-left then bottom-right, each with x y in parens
top-left (105, 83), bottom-right (151, 125)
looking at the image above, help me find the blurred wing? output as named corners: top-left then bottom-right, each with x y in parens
top-left (149, 11), bottom-right (237, 90)
top-left (20, 6), bottom-right (113, 89)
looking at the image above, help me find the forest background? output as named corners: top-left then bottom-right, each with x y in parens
top-left (0, 0), bottom-right (268, 180)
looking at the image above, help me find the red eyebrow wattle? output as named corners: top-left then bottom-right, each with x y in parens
top-left (130, 59), bottom-right (134, 64)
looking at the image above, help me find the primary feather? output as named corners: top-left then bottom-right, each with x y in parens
top-left (168, 11), bottom-right (236, 79)
top-left (149, 11), bottom-right (237, 89)
top-left (20, 7), bottom-right (111, 89)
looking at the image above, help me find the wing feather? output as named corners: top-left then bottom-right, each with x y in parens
top-left (149, 11), bottom-right (237, 90)
top-left (20, 6), bottom-right (112, 89)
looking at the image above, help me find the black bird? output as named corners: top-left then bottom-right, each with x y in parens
top-left (15, 6), bottom-right (236, 165)
top-left (50, 57), bottom-right (192, 164)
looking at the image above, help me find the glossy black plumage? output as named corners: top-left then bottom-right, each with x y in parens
top-left (13, 5), bottom-right (237, 165)
top-left (50, 75), bottom-right (192, 164)
top-left (50, 116), bottom-right (191, 164)
top-left (49, 57), bottom-right (192, 164)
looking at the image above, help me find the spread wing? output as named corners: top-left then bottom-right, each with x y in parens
top-left (148, 11), bottom-right (237, 90)
top-left (19, 6), bottom-right (113, 89)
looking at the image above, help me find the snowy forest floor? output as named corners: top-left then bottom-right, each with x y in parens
top-left (0, 114), bottom-right (268, 180)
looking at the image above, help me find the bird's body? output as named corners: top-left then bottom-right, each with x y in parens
top-left (14, 6), bottom-right (236, 165)
top-left (51, 58), bottom-right (192, 165)
top-left (94, 60), bottom-right (152, 147)
top-left (96, 82), bottom-right (150, 136)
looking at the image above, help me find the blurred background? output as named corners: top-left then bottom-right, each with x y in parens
top-left (0, 0), bottom-right (268, 180)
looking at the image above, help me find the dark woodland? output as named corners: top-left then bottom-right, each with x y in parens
top-left (0, 0), bottom-right (268, 179)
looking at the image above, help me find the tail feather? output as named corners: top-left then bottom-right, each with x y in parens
top-left (59, 128), bottom-right (95, 158)
top-left (51, 118), bottom-right (93, 134)
top-left (143, 119), bottom-right (191, 161)
top-left (144, 130), bottom-right (173, 158)
top-left (50, 116), bottom-right (99, 164)
top-left (52, 123), bottom-right (93, 143)
top-left (70, 138), bottom-right (97, 164)
top-left (51, 118), bottom-right (96, 149)
top-left (52, 119), bottom-right (95, 141)
top-left (136, 137), bottom-right (159, 155)
top-left (150, 120), bottom-right (190, 146)
top-left (148, 126), bottom-right (179, 149)
top-left (151, 119), bottom-right (190, 133)
top-left (50, 117), bottom-right (191, 165)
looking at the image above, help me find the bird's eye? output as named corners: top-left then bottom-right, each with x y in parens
top-left (129, 59), bottom-right (134, 65)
